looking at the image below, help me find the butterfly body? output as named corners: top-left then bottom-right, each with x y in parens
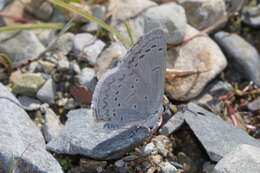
top-left (91, 29), bottom-right (166, 130)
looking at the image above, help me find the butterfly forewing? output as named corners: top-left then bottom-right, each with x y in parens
top-left (91, 29), bottom-right (166, 129)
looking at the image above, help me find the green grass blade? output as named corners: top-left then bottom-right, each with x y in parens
top-left (48, 0), bottom-right (130, 47)
top-left (124, 21), bottom-right (134, 46)
top-left (0, 23), bottom-right (64, 32)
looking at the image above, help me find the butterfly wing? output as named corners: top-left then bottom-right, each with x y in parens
top-left (91, 29), bottom-right (166, 129)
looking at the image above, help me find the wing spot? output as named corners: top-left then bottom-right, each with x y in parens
top-left (131, 85), bottom-right (134, 89)
top-left (135, 78), bottom-right (139, 82)
top-left (145, 48), bottom-right (151, 52)
top-left (115, 91), bottom-right (119, 95)
top-left (158, 48), bottom-right (163, 51)
top-left (151, 45), bottom-right (156, 48)
top-left (118, 103), bottom-right (121, 107)
top-left (144, 96), bottom-right (148, 100)
top-left (114, 97), bottom-right (118, 101)
top-left (139, 54), bottom-right (145, 59)
top-left (133, 105), bottom-right (137, 109)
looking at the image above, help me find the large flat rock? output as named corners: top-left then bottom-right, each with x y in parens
top-left (160, 103), bottom-right (260, 162)
top-left (0, 83), bottom-right (63, 173)
top-left (47, 109), bottom-right (151, 160)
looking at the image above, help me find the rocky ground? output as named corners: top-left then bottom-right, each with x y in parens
top-left (0, 0), bottom-right (260, 173)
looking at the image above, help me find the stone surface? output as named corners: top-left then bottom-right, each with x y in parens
top-left (0, 83), bottom-right (63, 173)
top-left (248, 97), bottom-right (260, 111)
top-left (168, 103), bottom-right (260, 162)
top-left (96, 42), bottom-right (127, 79)
top-left (78, 67), bottom-right (97, 92)
top-left (42, 108), bottom-right (63, 142)
top-left (18, 96), bottom-right (41, 111)
top-left (165, 26), bottom-right (227, 101)
top-left (242, 4), bottom-right (260, 28)
top-left (144, 2), bottom-right (187, 44)
top-left (159, 161), bottom-right (178, 173)
top-left (194, 80), bottom-right (232, 113)
top-left (0, 31), bottom-right (45, 68)
top-left (109, 0), bottom-right (157, 42)
top-left (214, 31), bottom-right (260, 86)
top-left (0, 0), bottom-right (12, 10)
top-left (224, 0), bottom-right (245, 13)
top-left (47, 109), bottom-right (151, 160)
top-left (26, 1), bottom-right (54, 21)
top-left (11, 72), bottom-right (46, 96)
top-left (73, 33), bottom-right (105, 65)
top-left (82, 5), bottom-right (106, 32)
top-left (51, 33), bottom-right (74, 55)
top-left (177, 0), bottom-right (227, 30)
top-left (213, 144), bottom-right (260, 173)
top-left (36, 78), bottom-right (56, 104)
top-left (36, 29), bottom-right (57, 47)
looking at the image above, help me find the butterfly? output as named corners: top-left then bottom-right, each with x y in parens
top-left (91, 29), bottom-right (167, 130)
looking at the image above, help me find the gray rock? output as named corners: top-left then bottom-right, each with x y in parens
top-left (166, 26), bottom-right (227, 101)
top-left (42, 108), bottom-right (63, 142)
top-left (50, 8), bottom-right (66, 23)
top-left (0, 0), bottom-right (12, 10)
top-left (109, 0), bottom-right (157, 42)
top-left (248, 97), bottom-right (260, 111)
top-left (159, 162), bottom-right (178, 173)
top-left (78, 67), bottom-right (97, 92)
top-left (36, 29), bottom-right (57, 47)
top-left (194, 80), bottom-right (233, 113)
top-left (73, 33), bottom-right (105, 65)
top-left (203, 162), bottom-right (215, 173)
top-left (242, 4), bottom-right (260, 28)
top-left (144, 2), bottom-right (187, 44)
top-left (51, 33), bottom-right (74, 55)
top-left (213, 144), bottom-right (260, 173)
top-left (177, 0), bottom-right (227, 30)
top-left (168, 103), bottom-right (260, 162)
top-left (96, 42), bottom-right (127, 79)
top-left (47, 109), bottom-right (151, 160)
top-left (26, 1), bottom-right (54, 21)
top-left (36, 78), bottom-right (56, 104)
top-left (18, 96), bottom-right (41, 111)
top-left (224, 0), bottom-right (245, 13)
top-left (214, 31), bottom-right (260, 86)
top-left (0, 83), bottom-right (63, 173)
top-left (0, 31), bottom-right (45, 68)
top-left (57, 55), bottom-right (70, 71)
top-left (81, 5), bottom-right (106, 32)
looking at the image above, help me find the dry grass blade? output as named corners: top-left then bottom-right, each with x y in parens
top-left (0, 23), bottom-right (64, 32)
top-left (48, 0), bottom-right (130, 46)
top-left (0, 53), bottom-right (12, 73)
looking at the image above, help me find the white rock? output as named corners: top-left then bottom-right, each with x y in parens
top-left (73, 33), bottom-right (105, 65)
top-left (214, 144), bottom-right (260, 173)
